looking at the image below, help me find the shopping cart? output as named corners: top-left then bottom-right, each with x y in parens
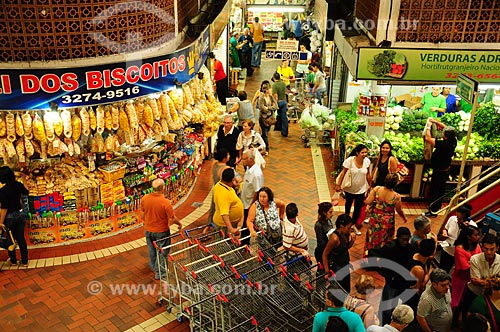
top-left (287, 78), bottom-right (313, 123)
top-left (255, 269), bottom-right (317, 331)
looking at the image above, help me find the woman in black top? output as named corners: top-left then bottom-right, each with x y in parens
top-left (0, 166), bottom-right (29, 266)
top-left (372, 140), bottom-right (398, 187)
top-left (424, 119), bottom-right (457, 216)
top-left (314, 202), bottom-right (335, 267)
top-left (322, 214), bottom-right (356, 293)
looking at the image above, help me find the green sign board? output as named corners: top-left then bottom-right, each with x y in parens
top-left (356, 47), bottom-right (500, 83)
top-left (456, 74), bottom-right (478, 104)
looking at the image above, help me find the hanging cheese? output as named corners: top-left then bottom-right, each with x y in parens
top-left (15, 138), bottom-right (25, 157)
top-left (125, 102), bottom-right (139, 129)
top-left (104, 107), bottom-right (113, 131)
top-left (156, 99), bottom-right (163, 121)
top-left (143, 102), bottom-right (154, 127)
top-left (147, 98), bottom-right (161, 120)
top-left (61, 109), bottom-right (72, 138)
top-left (88, 107), bottom-right (97, 131)
top-left (65, 137), bottom-right (74, 156)
top-left (166, 94), bottom-right (179, 123)
top-left (0, 115), bottom-right (6, 137)
top-left (183, 85), bottom-right (194, 106)
top-left (160, 118), bottom-right (169, 135)
top-left (2, 139), bottom-right (16, 158)
top-left (73, 139), bottom-right (81, 156)
top-left (105, 135), bottom-right (116, 152)
top-left (43, 112), bottom-right (56, 142)
top-left (72, 114), bottom-right (82, 142)
top-left (111, 105), bottom-right (119, 130)
top-left (118, 108), bottom-right (130, 132)
top-left (168, 89), bottom-right (183, 111)
top-left (33, 113), bottom-right (47, 142)
top-left (159, 94), bottom-right (169, 119)
top-left (80, 107), bottom-right (90, 136)
top-left (6, 113), bottom-right (16, 142)
top-left (15, 113), bottom-right (24, 137)
top-left (134, 100), bottom-right (145, 125)
top-left (0, 140), bottom-right (5, 160)
top-left (52, 111), bottom-right (63, 136)
top-left (152, 121), bottom-right (163, 136)
top-left (96, 105), bottom-right (105, 134)
top-left (24, 138), bottom-right (35, 157)
top-left (22, 112), bottom-right (32, 139)
top-left (93, 132), bottom-right (105, 153)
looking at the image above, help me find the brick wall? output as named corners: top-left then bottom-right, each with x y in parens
top-left (178, 0), bottom-right (202, 30)
top-left (355, 0), bottom-right (380, 38)
top-left (0, 0), bottom-right (210, 62)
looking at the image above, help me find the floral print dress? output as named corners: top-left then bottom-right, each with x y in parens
top-left (364, 189), bottom-right (398, 256)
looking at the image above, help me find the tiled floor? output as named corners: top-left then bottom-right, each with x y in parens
top-left (0, 60), bottom-right (444, 332)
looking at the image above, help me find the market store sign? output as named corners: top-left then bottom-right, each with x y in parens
top-left (356, 47), bottom-right (500, 83)
top-left (456, 74), bottom-right (479, 104)
top-left (0, 27), bottom-right (210, 110)
top-left (277, 39), bottom-right (300, 52)
top-left (265, 51), bottom-right (308, 60)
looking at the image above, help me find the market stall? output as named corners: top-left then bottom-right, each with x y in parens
top-left (326, 47), bottom-right (500, 199)
top-left (335, 98), bottom-right (500, 199)
top-left (0, 29), bottom-right (225, 246)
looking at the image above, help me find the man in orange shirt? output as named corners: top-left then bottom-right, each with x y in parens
top-left (141, 178), bottom-right (182, 280)
top-left (250, 17), bottom-right (264, 68)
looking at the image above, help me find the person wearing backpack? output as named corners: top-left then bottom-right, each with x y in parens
top-left (313, 284), bottom-right (366, 332)
top-left (325, 316), bottom-right (349, 332)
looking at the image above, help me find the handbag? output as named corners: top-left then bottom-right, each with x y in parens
top-left (259, 203), bottom-right (282, 245)
top-left (0, 227), bottom-right (17, 251)
top-left (261, 109), bottom-right (277, 127)
top-left (336, 159), bottom-right (352, 190)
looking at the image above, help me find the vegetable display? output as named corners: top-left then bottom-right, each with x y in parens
top-left (472, 102), bottom-right (500, 139)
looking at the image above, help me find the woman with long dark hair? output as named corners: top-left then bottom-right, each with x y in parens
top-left (0, 166), bottom-right (29, 266)
top-left (314, 202), bottom-right (334, 266)
top-left (322, 214), bottom-right (356, 293)
top-left (451, 225), bottom-right (482, 323)
top-left (335, 144), bottom-right (372, 235)
top-left (372, 140), bottom-right (398, 187)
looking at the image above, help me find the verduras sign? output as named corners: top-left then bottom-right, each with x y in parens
top-left (356, 47), bottom-right (500, 83)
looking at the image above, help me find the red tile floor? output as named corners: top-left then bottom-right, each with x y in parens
top-left (0, 61), bottom-right (444, 332)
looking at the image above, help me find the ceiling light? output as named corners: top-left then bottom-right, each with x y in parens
top-left (247, 5), bottom-right (305, 13)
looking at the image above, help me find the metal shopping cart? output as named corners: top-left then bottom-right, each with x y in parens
top-left (287, 78), bottom-right (315, 123)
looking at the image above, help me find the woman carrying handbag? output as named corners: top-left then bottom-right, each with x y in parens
top-left (335, 144), bottom-right (372, 235)
top-left (246, 187), bottom-right (285, 246)
top-left (258, 82), bottom-right (278, 154)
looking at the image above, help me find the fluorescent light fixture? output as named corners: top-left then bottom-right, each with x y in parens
top-left (248, 5), bottom-right (305, 13)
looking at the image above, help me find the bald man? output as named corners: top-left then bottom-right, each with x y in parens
top-left (141, 178), bottom-right (182, 280)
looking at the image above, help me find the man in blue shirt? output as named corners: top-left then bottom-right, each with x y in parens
top-left (237, 28), bottom-right (254, 77)
top-left (313, 284), bottom-right (366, 332)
